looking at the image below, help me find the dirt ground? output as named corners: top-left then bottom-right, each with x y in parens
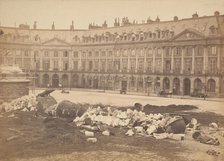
top-left (0, 103), bottom-right (224, 161)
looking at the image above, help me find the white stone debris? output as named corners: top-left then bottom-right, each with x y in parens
top-left (125, 129), bottom-right (134, 136)
top-left (73, 106), bottom-right (172, 139)
top-left (102, 130), bottom-right (110, 136)
top-left (0, 95), bottom-right (37, 113)
top-left (84, 130), bottom-right (94, 137)
top-left (86, 138), bottom-right (97, 143)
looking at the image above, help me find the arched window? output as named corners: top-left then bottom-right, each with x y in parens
top-left (207, 79), bottom-right (216, 92)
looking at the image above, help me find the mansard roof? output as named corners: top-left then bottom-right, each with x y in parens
top-left (0, 14), bottom-right (224, 44)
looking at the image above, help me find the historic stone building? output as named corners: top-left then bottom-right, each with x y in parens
top-left (0, 12), bottom-right (224, 96)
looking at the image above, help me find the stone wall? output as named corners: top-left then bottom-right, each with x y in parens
top-left (0, 82), bottom-right (30, 102)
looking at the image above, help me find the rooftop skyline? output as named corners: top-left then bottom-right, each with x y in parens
top-left (0, 0), bottom-right (224, 29)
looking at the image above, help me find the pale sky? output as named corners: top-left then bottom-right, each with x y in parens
top-left (0, 0), bottom-right (224, 29)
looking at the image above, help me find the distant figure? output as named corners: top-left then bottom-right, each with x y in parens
top-left (59, 83), bottom-right (62, 90)
top-left (47, 84), bottom-right (50, 88)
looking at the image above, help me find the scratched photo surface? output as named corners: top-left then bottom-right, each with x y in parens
top-left (0, 0), bottom-right (224, 161)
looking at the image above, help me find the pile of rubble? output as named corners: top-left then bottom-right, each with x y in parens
top-left (0, 95), bottom-right (37, 112)
top-left (73, 106), bottom-right (223, 145)
top-left (73, 106), bottom-right (187, 142)
top-left (0, 90), bottom-right (222, 148)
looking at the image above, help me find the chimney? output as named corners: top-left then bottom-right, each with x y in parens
top-left (33, 21), bottom-right (37, 29)
top-left (155, 16), bottom-right (160, 22)
top-left (52, 22), bottom-right (55, 30)
top-left (214, 11), bottom-right (220, 16)
top-left (192, 12), bottom-right (199, 19)
top-left (173, 16), bottom-right (178, 21)
top-left (70, 20), bottom-right (74, 30)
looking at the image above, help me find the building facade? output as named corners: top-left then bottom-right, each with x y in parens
top-left (0, 12), bottom-right (224, 97)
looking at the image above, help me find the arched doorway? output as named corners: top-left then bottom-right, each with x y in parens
top-left (183, 78), bottom-right (191, 95)
top-left (114, 76), bottom-right (120, 90)
top-left (107, 76), bottom-right (113, 90)
top-left (129, 76), bottom-right (135, 91)
top-left (72, 74), bottom-right (79, 88)
top-left (43, 74), bottom-right (49, 87)
top-left (207, 79), bottom-right (216, 92)
top-left (222, 80), bottom-right (224, 93)
top-left (137, 77), bottom-right (143, 92)
top-left (87, 76), bottom-right (92, 88)
top-left (163, 77), bottom-right (170, 90)
top-left (194, 78), bottom-right (203, 94)
top-left (35, 74), bottom-right (40, 87)
top-left (154, 77), bottom-right (160, 93)
top-left (81, 76), bottom-right (86, 88)
top-left (93, 76), bottom-right (98, 89)
top-left (62, 74), bottom-right (68, 88)
top-left (173, 78), bottom-right (180, 95)
top-left (52, 74), bottom-right (59, 87)
top-left (100, 76), bottom-right (105, 89)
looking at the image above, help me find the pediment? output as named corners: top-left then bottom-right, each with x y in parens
top-left (171, 29), bottom-right (205, 41)
top-left (42, 37), bottom-right (70, 46)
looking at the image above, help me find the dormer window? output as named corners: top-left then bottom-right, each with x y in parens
top-left (209, 26), bottom-right (216, 34)
top-left (63, 51), bottom-right (69, 57)
top-left (124, 35), bottom-right (127, 40)
top-left (148, 32), bottom-right (152, 38)
top-left (140, 33), bottom-right (144, 41)
top-left (132, 34), bottom-right (136, 41)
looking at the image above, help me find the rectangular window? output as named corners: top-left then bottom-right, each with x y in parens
top-left (63, 61), bottom-right (68, 70)
top-left (53, 60), bottom-right (59, 70)
top-left (94, 60), bottom-right (99, 71)
top-left (54, 51), bottom-right (58, 57)
top-left (73, 61), bottom-right (78, 71)
top-left (101, 51), bottom-right (106, 57)
top-left (130, 59), bottom-right (136, 71)
top-left (147, 49), bottom-right (153, 57)
top-left (44, 51), bottom-right (49, 57)
top-left (184, 58), bottom-right (192, 72)
top-left (186, 47), bottom-right (192, 57)
top-left (195, 58), bottom-right (203, 73)
top-left (94, 52), bottom-right (99, 57)
top-left (43, 60), bottom-right (50, 70)
top-left (174, 47), bottom-right (182, 57)
top-left (88, 52), bottom-right (92, 57)
top-left (196, 47), bottom-right (203, 56)
top-left (165, 48), bottom-right (171, 57)
top-left (156, 49), bottom-right (162, 57)
top-left (73, 51), bottom-right (78, 57)
top-left (101, 60), bottom-right (106, 71)
top-left (81, 61), bottom-right (86, 71)
top-left (107, 60), bottom-right (113, 71)
top-left (23, 58), bottom-right (31, 69)
top-left (211, 46), bottom-right (217, 55)
top-left (122, 59), bottom-right (128, 71)
top-left (63, 51), bottom-right (69, 57)
top-left (24, 50), bottom-right (29, 57)
top-left (82, 52), bottom-right (86, 58)
top-left (146, 59), bottom-right (153, 71)
top-left (155, 59), bottom-right (161, 72)
top-left (108, 51), bottom-right (113, 57)
top-left (174, 58), bottom-right (181, 72)
top-left (36, 59), bottom-right (40, 70)
top-left (138, 58), bottom-right (144, 71)
top-left (208, 58), bottom-right (217, 73)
